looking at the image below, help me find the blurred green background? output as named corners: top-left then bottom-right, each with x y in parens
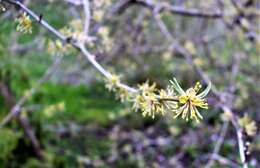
top-left (0, 0), bottom-right (259, 167)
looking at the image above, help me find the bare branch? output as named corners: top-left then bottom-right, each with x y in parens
top-left (133, 0), bottom-right (223, 18)
top-left (203, 153), bottom-right (240, 168)
top-left (222, 106), bottom-right (248, 168)
top-left (82, 0), bottom-right (91, 35)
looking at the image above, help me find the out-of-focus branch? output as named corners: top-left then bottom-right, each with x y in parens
top-left (18, 116), bottom-right (44, 159)
top-left (82, 0), bottom-right (90, 35)
top-left (122, 0), bottom-right (258, 43)
top-left (205, 53), bottom-right (241, 168)
top-left (205, 120), bottom-right (229, 168)
top-left (152, 9), bottom-right (248, 168)
top-left (0, 76), bottom-right (44, 159)
top-left (65, 0), bottom-right (82, 6)
top-left (130, 0), bottom-right (223, 18)
top-left (217, 0), bottom-right (259, 42)
top-left (0, 55), bottom-right (63, 128)
top-left (0, 81), bottom-right (14, 108)
top-left (153, 10), bottom-right (219, 94)
top-left (222, 106), bottom-right (248, 168)
top-left (203, 153), bottom-right (240, 168)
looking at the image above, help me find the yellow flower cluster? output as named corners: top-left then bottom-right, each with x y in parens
top-left (47, 20), bottom-right (83, 55)
top-left (15, 12), bottom-right (32, 34)
top-left (133, 78), bottom-right (211, 122)
top-left (238, 114), bottom-right (257, 136)
top-left (43, 102), bottom-right (65, 118)
top-left (105, 74), bottom-right (130, 103)
top-left (93, 0), bottom-right (112, 21)
top-left (105, 76), bottom-right (211, 122)
top-left (97, 27), bottom-right (113, 51)
top-left (133, 82), bottom-right (164, 119)
top-left (47, 40), bottom-right (66, 55)
top-left (63, 20), bottom-right (89, 44)
top-left (105, 74), bottom-right (120, 91)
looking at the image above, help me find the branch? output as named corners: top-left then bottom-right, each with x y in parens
top-left (4, 0), bottom-right (137, 93)
top-left (152, 10), bottom-right (248, 168)
top-left (18, 116), bottom-right (44, 159)
top-left (153, 10), bottom-right (219, 94)
top-left (133, 0), bottom-right (223, 18)
top-left (0, 75), bottom-right (44, 159)
top-left (78, 43), bottom-right (137, 93)
top-left (203, 153), bottom-right (240, 168)
top-left (82, 0), bottom-right (91, 35)
top-left (205, 120), bottom-right (229, 168)
top-left (222, 106), bottom-right (248, 168)
top-left (4, 0), bottom-right (67, 41)
top-left (1, 0), bottom-right (138, 127)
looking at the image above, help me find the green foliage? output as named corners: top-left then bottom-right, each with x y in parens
top-left (31, 82), bottom-right (122, 124)
top-left (0, 128), bottom-right (20, 159)
top-left (22, 158), bottom-right (46, 168)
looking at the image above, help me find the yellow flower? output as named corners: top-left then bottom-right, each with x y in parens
top-left (184, 40), bottom-right (197, 55)
top-left (138, 81), bottom-right (157, 94)
top-left (133, 78), bottom-right (210, 121)
top-left (105, 74), bottom-right (120, 91)
top-left (170, 78), bottom-right (211, 122)
top-left (16, 12), bottom-right (32, 34)
top-left (178, 88), bottom-right (208, 109)
top-left (133, 81), bottom-right (164, 119)
top-left (43, 102), bottom-right (65, 118)
top-left (158, 88), bottom-right (176, 110)
top-left (116, 88), bottom-right (129, 102)
top-left (238, 114), bottom-right (257, 136)
top-left (47, 40), bottom-right (70, 55)
top-left (132, 94), bottom-right (145, 112)
top-left (140, 92), bottom-right (163, 119)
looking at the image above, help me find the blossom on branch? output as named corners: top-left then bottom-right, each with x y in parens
top-left (15, 12), bottom-right (32, 34)
top-left (170, 78), bottom-right (211, 122)
top-left (238, 114), bottom-right (257, 136)
top-left (131, 78), bottom-right (211, 122)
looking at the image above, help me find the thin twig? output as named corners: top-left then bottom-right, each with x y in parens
top-left (159, 98), bottom-right (179, 102)
top-left (222, 106), bottom-right (248, 168)
top-left (203, 153), bottom-right (240, 168)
